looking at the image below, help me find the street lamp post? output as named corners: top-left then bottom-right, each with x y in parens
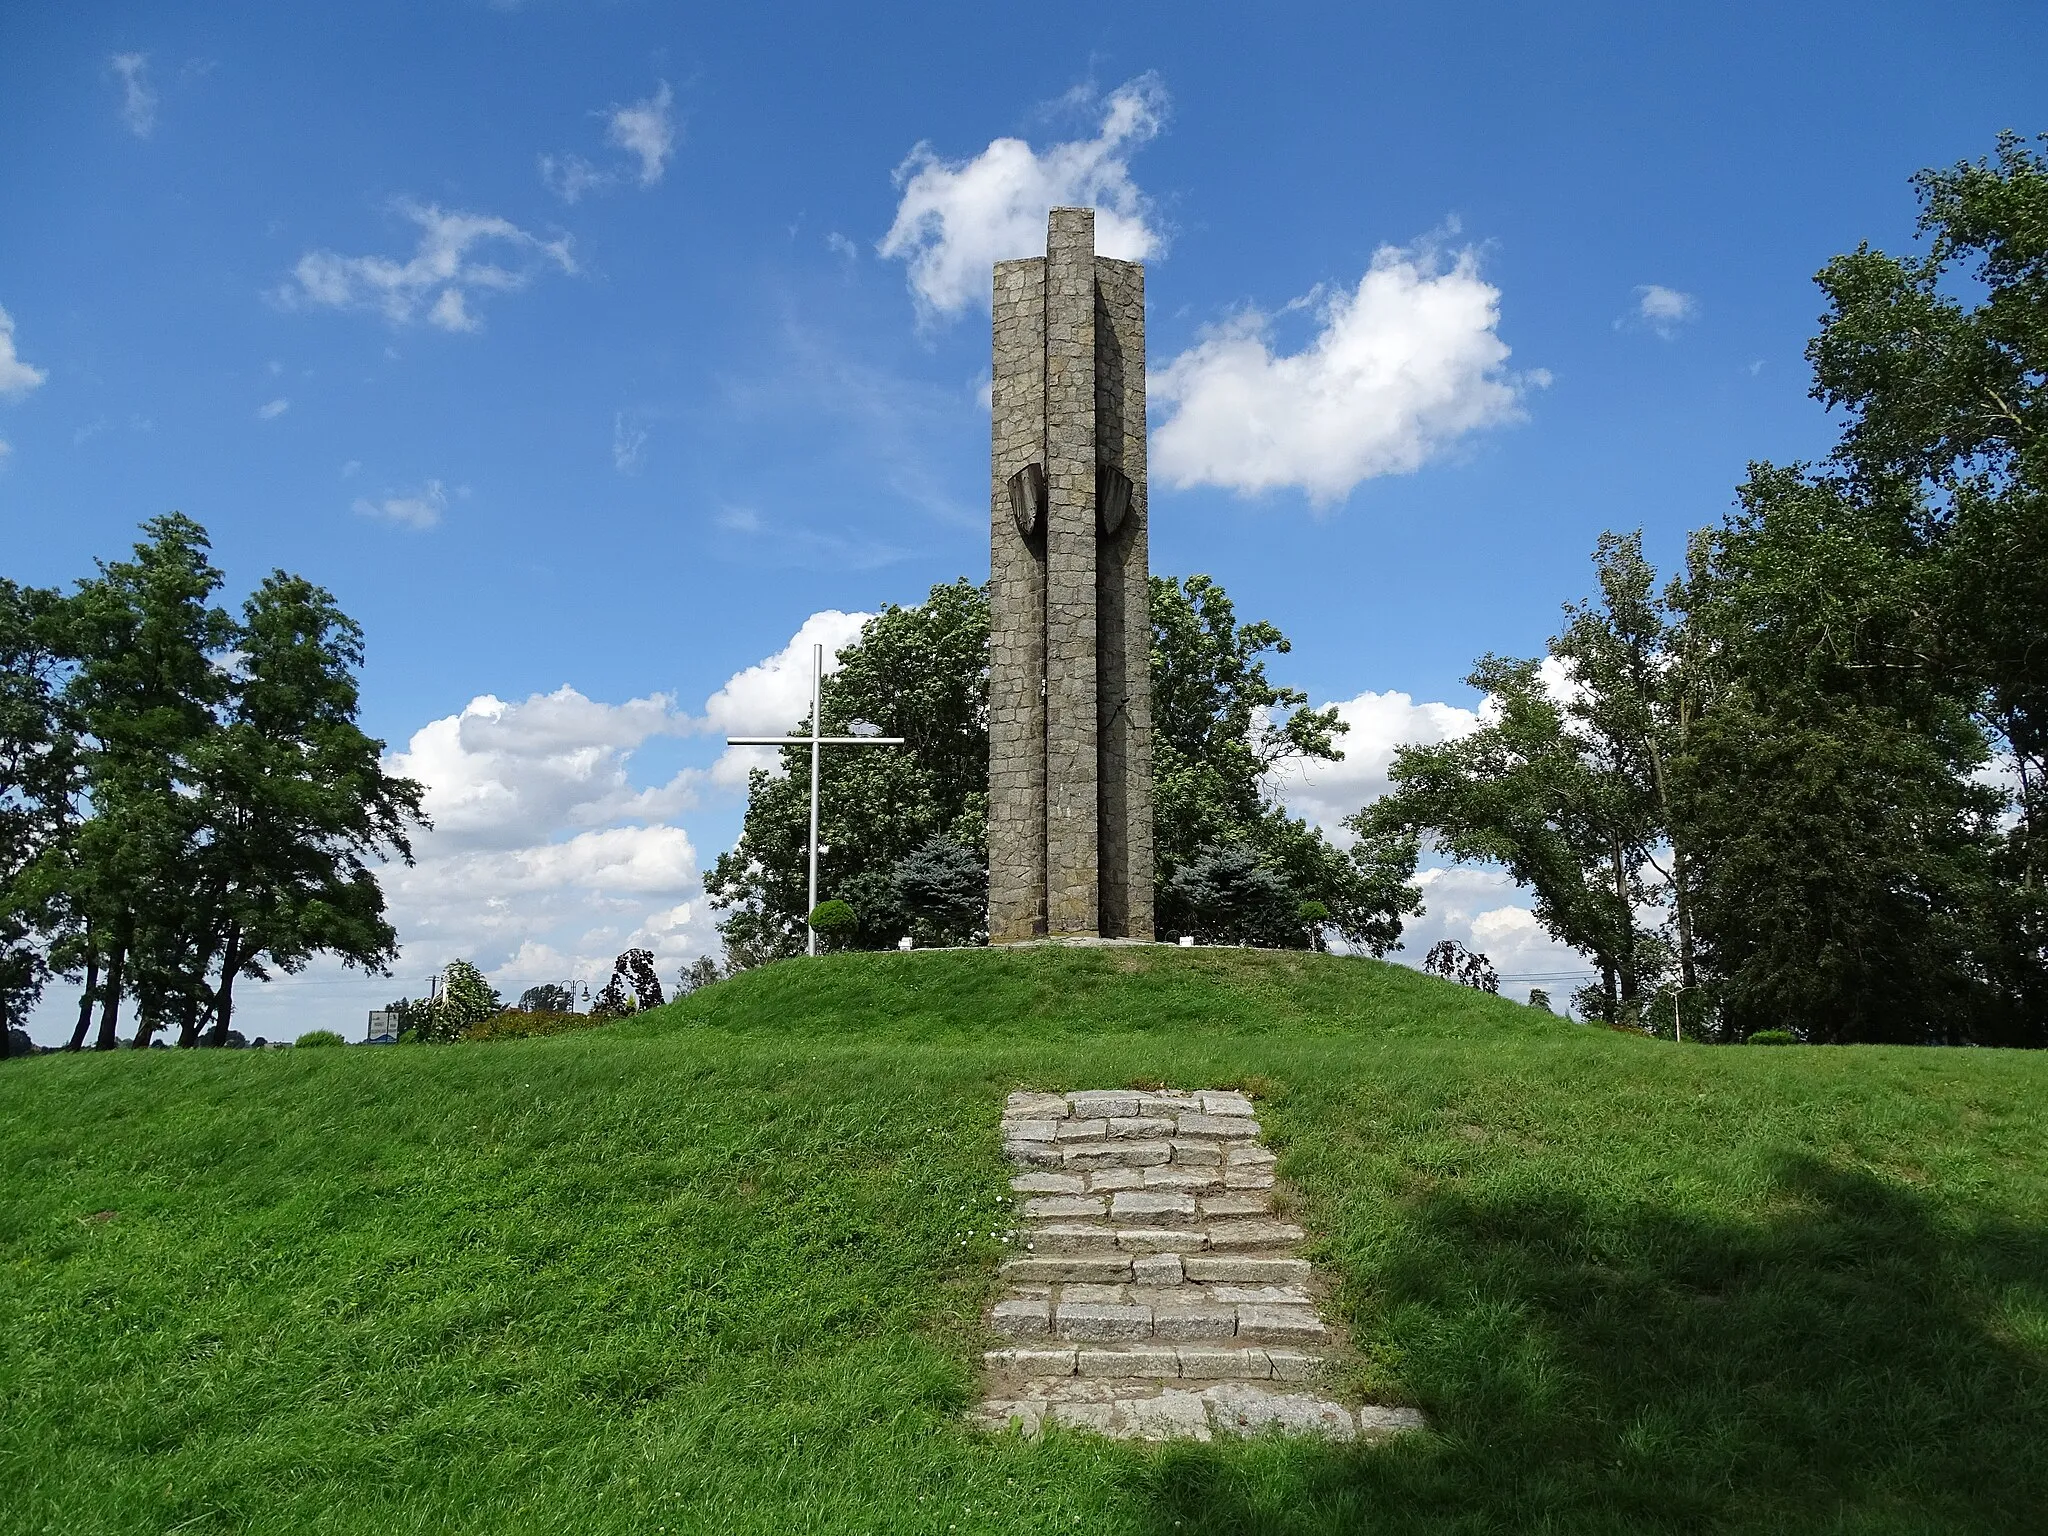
top-left (726, 643), bottom-right (905, 956)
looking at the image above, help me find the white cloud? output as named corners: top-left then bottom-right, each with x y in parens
top-left (1272, 689), bottom-right (1481, 834)
top-left (0, 305), bottom-right (47, 399)
top-left (878, 76), bottom-right (1166, 320)
top-left (612, 411), bottom-right (647, 472)
top-left (256, 397), bottom-right (289, 420)
top-left (826, 231), bottom-right (859, 262)
top-left (1151, 240), bottom-right (1539, 505)
top-left (538, 153), bottom-right (611, 205)
top-left (1402, 866), bottom-right (1592, 1006)
top-left (388, 688), bottom-right (696, 851)
top-left (111, 53), bottom-right (157, 138)
top-left (0, 438), bottom-right (11, 466)
top-left (353, 479), bottom-right (449, 530)
top-left (1627, 284), bottom-right (1697, 339)
top-left (540, 80), bottom-right (676, 202)
top-left (608, 80), bottom-right (676, 185)
top-left (281, 201), bottom-right (575, 332)
top-left (699, 610), bottom-right (874, 785)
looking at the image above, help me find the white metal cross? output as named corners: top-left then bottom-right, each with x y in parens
top-left (726, 642), bottom-right (905, 956)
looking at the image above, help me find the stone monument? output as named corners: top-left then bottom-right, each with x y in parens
top-left (988, 208), bottom-right (1154, 943)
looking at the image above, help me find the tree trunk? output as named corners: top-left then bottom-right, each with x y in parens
top-left (92, 935), bottom-right (127, 1050)
top-left (66, 945), bottom-right (99, 1051)
top-left (205, 927), bottom-right (240, 1048)
top-left (1611, 834), bottom-right (1639, 1017)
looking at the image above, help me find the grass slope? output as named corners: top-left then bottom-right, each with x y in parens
top-left (4, 946), bottom-right (2046, 1535)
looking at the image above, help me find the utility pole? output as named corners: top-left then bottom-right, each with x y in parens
top-left (726, 643), bottom-right (905, 956)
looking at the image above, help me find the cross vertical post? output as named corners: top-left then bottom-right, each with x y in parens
top-left (807, 643), bottom-right (823, 955)
top-left (726, 642), bottom-right (906, 957)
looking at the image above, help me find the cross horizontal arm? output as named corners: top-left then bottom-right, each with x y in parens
top-left (724, 736), bottom-right (906, 746)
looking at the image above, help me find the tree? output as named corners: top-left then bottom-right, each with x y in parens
top-left (891, 835), bottom-right (986, 947)
top-left (0, 581), bottom-right (75, 1056)
top-left (57, 515), bottom-right (234, 1049)
top-left (1424, 940), bottom-right (1499, 993)
top-left (518, 983), bottom-right (574, 1013)
top-left (1671, 468), bottom-right (2009, 1043)
top-left (1361, 633), bottom-right (1665, 1026)
top-left (676, 956), bottom-right (722, 995)
top-left (187, 572), bottom-right (425, 1046)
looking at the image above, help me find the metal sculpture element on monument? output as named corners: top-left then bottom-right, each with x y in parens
top-left (987, 207), bottom-right (1154, 944)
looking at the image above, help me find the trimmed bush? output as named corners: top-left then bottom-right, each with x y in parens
top-left (295, 1030), bottom-right (345, 1049)
top-left (809, 900), bottom-right (857, 934)
top-left (1746, 1028), bottom-right (1797, 1046)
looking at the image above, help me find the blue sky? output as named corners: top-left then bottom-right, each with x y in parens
top-left (3, 1), bottom-right (2043, 1038)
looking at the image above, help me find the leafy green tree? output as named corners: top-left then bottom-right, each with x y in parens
top-left (1672, 468), bottom-right (2008, 1043)
top-left (188, 572), bottom-right (424, 1046)
top-left (1797, 131), bottom-right (2048, 1034)
top-left (518, 983), bottom-right (574, 1013)
top-left (892, 835), bottom-right (986, 946)
top-left (57, 515), bottom-right (234, 1049)
top-left (0, 580), bottom-right (77, 1056)
top-left (1361, 633), bottom-right (1664, 1025)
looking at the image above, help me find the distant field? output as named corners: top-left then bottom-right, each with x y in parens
top-left (4, 946), bottom-right (2045, 1534)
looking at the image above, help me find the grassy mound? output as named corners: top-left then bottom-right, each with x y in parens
top-left (4, 946), bottom-right (2046, 1534)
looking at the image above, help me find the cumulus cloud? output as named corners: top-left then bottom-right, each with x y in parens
top-left (699, 609), bottom-right (874, 785)
top-left (1401, 866), bottom-right (1592, 1005)
top-left (0, 304), bottom-right (48, 399)
top-left (281, 201), bottom-right (575, 332)
top-left (1151, 240), bottom-right (1540, 504)
top-left (541, 80), bottom-right (677, 202)
top-left (256, 397), bottom-right (289, 420)
top-left (387, 688), bottom-right (696, 851)
top-left (353, 479), bottom-right (450, 530)
top-left (1626, 284), bottom-right (1697, 339)
top-left (1271, 689), bottom-right (1481, 835)
top-left (111, 53), bottom-right (156, 138)
top-left (878, 77), bottom-right (1166, 319)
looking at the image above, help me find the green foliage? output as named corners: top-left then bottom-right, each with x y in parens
top-left (401, 961), bottom-right (502, 1043)
top-left (4, 945), bottom-right (2047, 1532)
top-left (0, 517), bottom-right (424, 1051)
top-left (1528, 987), bottom-right (1553, 1012)
top-left (1363, 532), bottom-right (1680, 1025)
top-left (1747, 1028), bottom-right (1797, 1046)
top-left (675, 955), bottom-right (722, 995)
top-left (806, 899), bottom-right (857, 952)
top-left (293, 1029), bottom-right (343, 1048)
top-left (460, 1009), bottom-right (605, 1043)
top-left (516, 983), bottom-right (573, 1013)
top-left (891, 834), bottom-right (986, 947)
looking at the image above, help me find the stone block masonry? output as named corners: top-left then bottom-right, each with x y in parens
top-left (988, 209), bottom-right (1153, 943)
top-left (975, 1088), bottom-right (1430, 1442)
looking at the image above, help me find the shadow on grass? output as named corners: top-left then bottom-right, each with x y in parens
top-left (1138, 1157), bottom-right (2048, 1535)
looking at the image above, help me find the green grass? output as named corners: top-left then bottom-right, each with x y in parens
top-left (4, 945), bottom-right (2046, 1534)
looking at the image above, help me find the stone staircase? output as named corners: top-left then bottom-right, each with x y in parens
top-left (973, 1088), bottom-right (1427, 1442)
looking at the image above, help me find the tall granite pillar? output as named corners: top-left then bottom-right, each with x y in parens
top-left (988, 208), bottom-right (1154, 943)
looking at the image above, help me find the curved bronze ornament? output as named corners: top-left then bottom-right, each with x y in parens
top-left (1008, 462), bottom-right (1047, 540)
top-left (1097, 464), bottom-right (1132, 538)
